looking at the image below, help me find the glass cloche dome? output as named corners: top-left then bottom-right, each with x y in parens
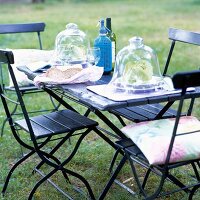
top-left (55, 23), bottom-right (89, 65)
top-left (109, 36), bottom-right (163, 93)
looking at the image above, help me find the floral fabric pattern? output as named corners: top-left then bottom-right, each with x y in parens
top-left (121, 116), bottom-right (200, 165)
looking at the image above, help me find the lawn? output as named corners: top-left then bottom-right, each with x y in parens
top-left (0, 0), bottom-right (200, 199)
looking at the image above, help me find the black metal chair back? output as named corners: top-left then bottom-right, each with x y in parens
top-left (0, 22), bottom-right (61, 137)
top-left (0, 50), bottom-right (39, 147)
top-left (0, 22), bottom-right (45, 88)
top-left (173, 70), bottom-right (200, 89)
top-left (163, 28), bottom-right (200, 117)
top-left (0, 49), bottom-right (99, 199)
top-left (163, 28), bottom-right (200, 76)
top-left (0, 22), bottom-right (45, 49)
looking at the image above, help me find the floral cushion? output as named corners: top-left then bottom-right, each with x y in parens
top-left (121, 116), bottom-right (200, 165)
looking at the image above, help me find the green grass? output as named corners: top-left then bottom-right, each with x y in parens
top-left (0, 0), bottom-right (200, 199)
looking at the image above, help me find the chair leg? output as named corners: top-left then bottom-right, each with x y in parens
top-left (34, 167), bottom-right (73, 199)
top-left (2, 132), bottom-right (51, 196)
top-left (84, 108), bottom-right (91, 117)
top-left (0, 116), bottom-right (8, 137)
top-left (109, 148), bottom-right (121, 173)
top-left (142, 168), bottom-right (151, 190)
top-left (192, 162), bottom-right (200, 181)
top-left (37, 149), bottom-right (71, 182)
top-left (63, 168), bottom-right (96, 200)
top-left (98, 155), bottom-right (127, 200)
top-left (2, 150), bottom-right (35, 195)
top-left (34, 131), bottom-right (74, 171)
top-left (188, 185), bottom-right (200, 200)
top-left (187, 162), bottom-right (200, 199)
top-left (112, 113), bottom-right (127, 126)
top-left (34, 140), bottom-right (72, 183)
top-left (126, 152), bottom-right (148, 198)
top-left (28, 168), bottom-right (59, 200)
top-left (49, 95), bottom-right (61, 111)
top-left (167, 173), bottom-right (190, 193)
top-left (125, 151), bottom-right (167, 199)
top-left (31, 130), bottom-right (93, 199)
top-left (30, 164), bottom-right (96, 200)
top-left (1, 100), bottom-right (19, 137)
top-left (60, 129), bottom-right (91, 167)
top-left (144, 176), bottom-right (167, 200)
top-left (94, 128), bottom-right (120, 151)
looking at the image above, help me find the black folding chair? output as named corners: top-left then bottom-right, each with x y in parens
top-left (108, 27), bottom-right (200, 175)
top-left (0, 22), bottom-right (59, 136)
top-left (100, 70), bottom-right (200, 199)
top-left (0, 49), bottom-right (101, 199)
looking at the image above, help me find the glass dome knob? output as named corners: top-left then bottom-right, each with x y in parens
top-left (129, 36), bottom-right (144, 48)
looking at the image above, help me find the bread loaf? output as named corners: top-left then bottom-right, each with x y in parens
top-left (45, 65), bottom-right (82, 81)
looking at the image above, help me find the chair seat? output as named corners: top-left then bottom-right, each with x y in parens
top-left (117, 139), bottom-right (195, 170)
top-left (116, 138), bottom-right (147, 161)
top-left (115, 138), bottom-right (135, 149)
top-left (110, 103), bottom-right (177, 122)
top-left (121, 116), bottom-right (200, 165)
top-left (16, 109), bottom-right (98, 139)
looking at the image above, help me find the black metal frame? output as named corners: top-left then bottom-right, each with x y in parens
top-left (0, 22), bottom-right (61, 137)
top-left (0, 49), bottom-right (106, 199)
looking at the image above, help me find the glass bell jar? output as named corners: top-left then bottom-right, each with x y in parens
top-left (55, 23), bottom-right (89, 65)
top-left (109, 36), bottom-right (163, 93)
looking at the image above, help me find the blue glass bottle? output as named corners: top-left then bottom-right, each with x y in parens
top-left (94, 19), bottom-right (112, 75)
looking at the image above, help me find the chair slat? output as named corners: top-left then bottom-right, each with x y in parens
top-left (169, 28), bottom-right (200, 45)
top-left (111, 107), bottom-right (148, 122)
top-left (16, 110), bottom-right (98, 139)
top-left (0, 50), bottom-right (14, 64)
top-left (173, 70), bottom-right (200, 89)
top-left (59, 110), bottom-right (98, 127)
top-left (16, 118), bottom-right (52, 138)
top-left (0, 23), bottom-right (45, 34)
top-left (139, 104), bottom-right (177, 117)
top-left (111, 104), bottom-right (177, 122)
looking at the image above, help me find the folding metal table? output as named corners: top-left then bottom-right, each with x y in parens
top-left (19, 65), bottom-right (200, 140)
top-left (19, 66), bottom-right (200, 199)
top-left (39, 75), bottom-right (200, 138)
